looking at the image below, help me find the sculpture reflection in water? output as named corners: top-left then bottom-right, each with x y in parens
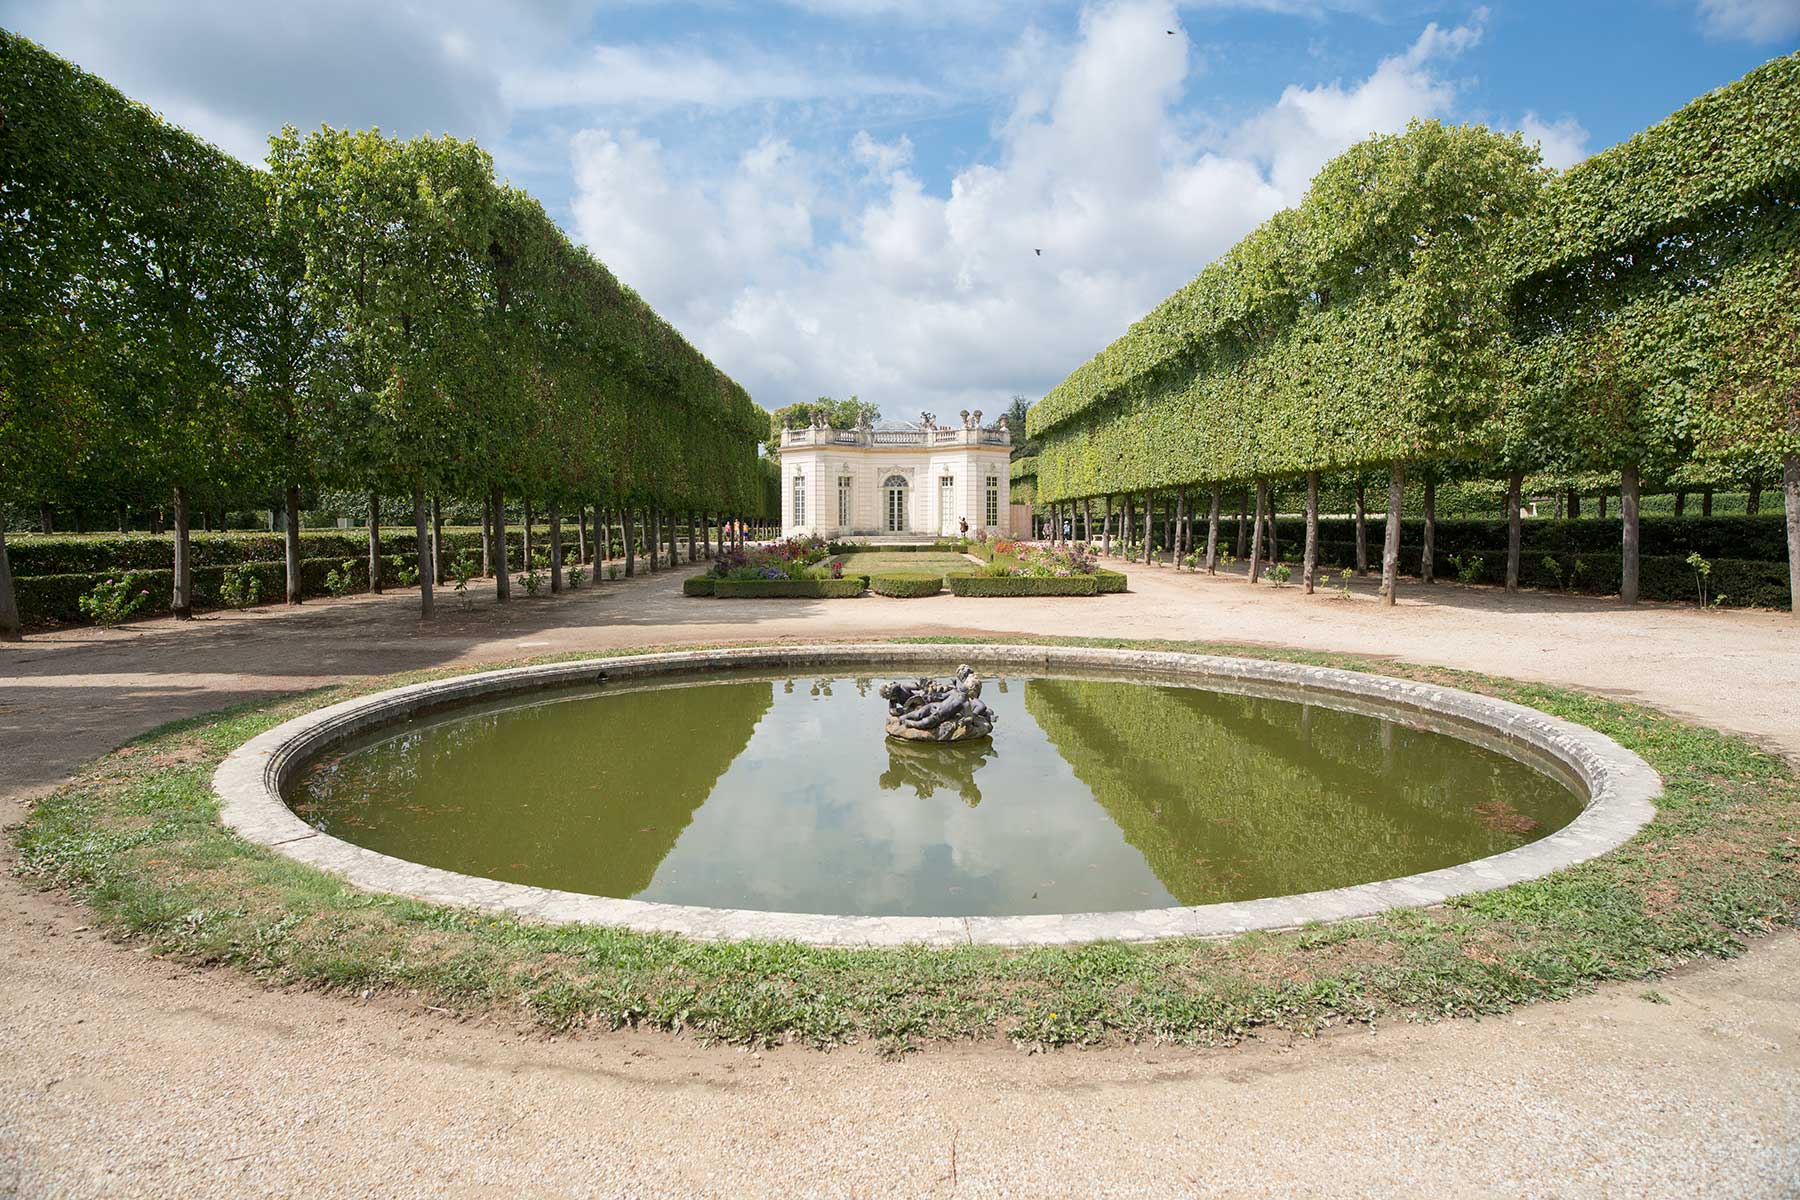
top-left (879, 664), bottom-right (997, 742)
top-left (880, 738), bottom-right (994, 806)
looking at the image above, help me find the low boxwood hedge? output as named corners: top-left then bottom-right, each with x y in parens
top-left (948, 574), bottom-right (1099, 596)
top-left (711, 577), bottom-right (867, 598)
top-left (6, 529), bottom-right (582, 578)
top-left (1094, 568), bottom-right (1128, 594)
top-left (13, 556), bottom-right (386, 623)
top-left (870, 572), bottom-right (943, 598)
top-left (682, 576), bottom-right (716, 596)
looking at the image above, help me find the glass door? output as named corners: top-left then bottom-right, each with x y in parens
top-left (883, 475), bottom-right (908, 532)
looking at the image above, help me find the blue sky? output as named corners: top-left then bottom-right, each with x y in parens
top-left (5, 0), bottom-right (1794, 422)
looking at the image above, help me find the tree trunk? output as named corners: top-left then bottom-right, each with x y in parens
top-left (549, 510), bottom-right (564, 593)
top-left (687, 510), bottom-right (696, 563)
top-left (431, 495), bottom-right (446, 585)
top-left (1784, 452), bottom-right (1799, 620)
top-left (1597, 491), bottom-right (1608, 520)
top-left (1674, 491), bottom-right (1686, 517)
top-left (283, 484), bottom-right (303, 605)
top-left (668, 508), bottom-right (679, 569)
top-left (522, 502), bottom-right (534, 573)
top-left (368, 491), bottom-right (383, 594)
top-left (74, 509), bottom-right (88, 534)
top-left (172, 485), bottom-right (193, 620)
top-left (1568, 488), bottom-right (1581, 519)
top-left (1122, 497), bottom-right (1132, 555)
top-left (1748, 479), bottom-right (1762, 516)
top-left (1703, 488), bottom-right (1714, 516)
top-left (1234, 493), bottom-right (1248, 559)
top-left (117, 505), bottom-right (128, 534)
top-left (1142, 492), bottom-right (1154, 565)
top-left (494, 492), bottom-right (511, 601)
top-left (1421, 478), bottom-right (1436, 584)
top-left (1379, 462), bottom-right (1404, 607)
top-left (1248, 481), bottom-right (1266, 583)
top-left (577, 505), bottom-right (587, 566)
top-left (624, 509), bottom-right (637, 577)
top-left (1265, 490), bottom-right (1278, 564)
top-left (1302, 472), bottom-right (1319, 593)
top-left (38, 504), bottom-right (53, 534)
top-left (649, 509), bottom-right (661, 571)
top-left (480, 496), bottom-right (492, 578)
top-left (0, 527), bottom-right (21, 641)
top-left (1205, 488), bottom-right (1220, 574)
top-left (1620, 464), bottom-right (1641, 605)
top-left (1102, 496), bottom-right (1113, 556)
top-left (1353, 483), bottom-right (1368, 575)
top-left (1505, 472), bottom-right (1523, 593)
top-left (699, 512), bottom-right (709, 560)
top-left (412, 490), bottom-right (434, 618)
top-left (1174, 488), bottom-right (1188, 569)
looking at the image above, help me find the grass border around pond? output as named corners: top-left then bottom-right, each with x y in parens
top-left (11, 635), bottom-right (1799, 1051)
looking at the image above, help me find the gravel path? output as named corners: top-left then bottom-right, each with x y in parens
top-left (2, 562), bottom-right (1796, 1198)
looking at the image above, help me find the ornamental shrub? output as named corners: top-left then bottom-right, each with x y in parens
top-left (77, 578), bottom-right (152, 624)
top-left (947, 574), bottom-right (1099, 597)
top-left (870, 573), bottom-right (943, 598)
top-left (682, 576), bottom-right (716, 596)
top-left (712, 578), bottom-right (866, 598)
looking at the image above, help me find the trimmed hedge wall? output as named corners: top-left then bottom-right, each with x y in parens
top-left (870, 573), bottom-right (943, 598)
top-left (948, 575), bottom-right (1099, 597)
top-left (6, 530), bottom-right (587, 576)
top-left (1254, 515), bottom-right (1790, 608)
top-left (682, 576), bottom-right (716, 596)
top-left (711, 577), bottom-right (868, 599)
top-left (16, 557), bottom-right (365, 623)
top-left (1094, 569), bottom-right (1128, 594)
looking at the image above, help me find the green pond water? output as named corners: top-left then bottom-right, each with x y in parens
top-left (286, 670), bottom-right (1583, 918)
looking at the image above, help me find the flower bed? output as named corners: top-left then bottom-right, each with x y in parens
top-left (689, 535), bottom-right (864, 597)
top-left (869, 572), bottom-right (944, 598)
top-left (712, 577), bottom-right (867, 599)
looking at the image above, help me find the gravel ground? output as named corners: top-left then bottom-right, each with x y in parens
top-left (2, 559), bottom-right (1797, 1198)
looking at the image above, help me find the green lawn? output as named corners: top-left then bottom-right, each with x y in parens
top-left (14, 635), bottom-right (1798, 1053)
top-left (836, 551), bottom-right (973, 577)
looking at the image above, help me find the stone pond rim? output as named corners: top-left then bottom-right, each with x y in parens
top-left (213, 643), bottom-right (1662, 947)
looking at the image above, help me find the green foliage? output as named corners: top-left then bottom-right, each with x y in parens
top-left (766, 396), bottom-right (879, 458)
top-left (449, 553), bottom-right (478, 607)
top-left (947, 575), bottom-right (1100, 596)
top-left (77, 578), bottom-right (152, 624)
top-left (1029, 121), bottom-right (1545, 497)
top-left (1267, 563), bottom-right (1293, 587)
top-left (870, 573), bottom-right (944, 598)
top-left (682, 576), bottom-right (716, 596)
top-left (1451, 554), bottom-right (1485, 584)
top-left (0, 31), bottom-right (771, 631)
top-left (518, 553), bottom-right (547, 596)
top-left (323, 560), bottom-right (362, 598)
top-left (219, 564), bottom-right (263, 610)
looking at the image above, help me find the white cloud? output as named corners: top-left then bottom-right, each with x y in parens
top-left (503, 42), bottom-right (933, 111)
top-left (1518, 112), bottom-right (1589, 171)
top-left (1235, 11), bottom-right (1482, 198)
top-left (565, 0), bottom-right (1511, 421)
top-left (1695, 0), bottom-right (1800, 42)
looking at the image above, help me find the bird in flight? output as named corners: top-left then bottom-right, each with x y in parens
top-left (1034, 248), bottom-right (1042, 256)
top-left (1166, 29), bottom-right (1176, 35)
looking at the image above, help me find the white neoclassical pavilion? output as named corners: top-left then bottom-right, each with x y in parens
top-left (778, 410), bottom-right (1014, 539)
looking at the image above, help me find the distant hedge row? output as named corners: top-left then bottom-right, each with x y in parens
top-left (6, 530), bottom-right (590, 576)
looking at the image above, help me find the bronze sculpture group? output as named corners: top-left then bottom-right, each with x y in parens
top-left (879, 664), bottom-right (996, 742)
